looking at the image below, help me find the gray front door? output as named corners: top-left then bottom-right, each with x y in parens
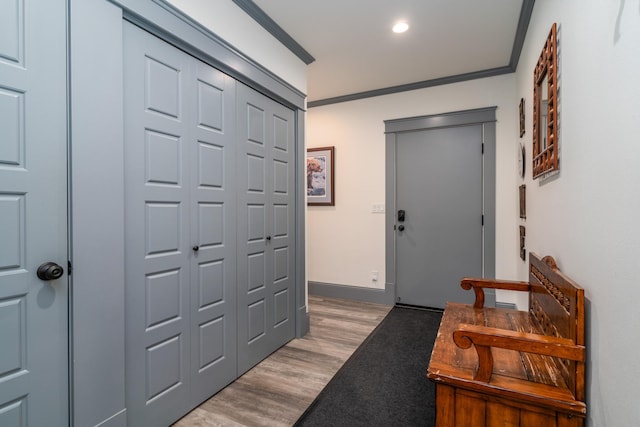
top-left (124, 23), bottom-right (237, 426)
top-left (0, 0), bottom-right (69, 425)
top-left (236, 83), bottom-right (296, 375)
top-left (395, 125), bottom-right (483, 308)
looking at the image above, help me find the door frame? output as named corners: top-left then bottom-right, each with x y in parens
top-left (70, 1), bottom-right (307, 425)
top-left (384, 107), bottom-right (496, 306)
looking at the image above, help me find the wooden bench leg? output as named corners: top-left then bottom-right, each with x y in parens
top-left (558, 413), bottom-right (583, 427)
top-left (435, 384), bottom-right (455, 426)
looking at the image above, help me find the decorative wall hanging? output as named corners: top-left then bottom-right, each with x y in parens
top-left (518, 143), bottom-right (525, 179)
top-left (307, 146), bottom-right (335, 206)
top-left (519, 225), bottom-right (526, 261)
top-left (519, 98), bottom-right (525, 137)
top-left (533, 23), bottom-right (559, 179)
top-left (519, 184), bottom-right (526, 219)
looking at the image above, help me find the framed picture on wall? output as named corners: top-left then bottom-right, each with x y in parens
top-left (307, 146), bottom-right (335, 206)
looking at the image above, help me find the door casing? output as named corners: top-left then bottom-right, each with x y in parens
top-left (69, 1), bottom-right (308, 426)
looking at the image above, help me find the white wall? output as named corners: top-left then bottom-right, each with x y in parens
top-left (309, 1), bottom-right (640, 423)
top-left (307, 74), bottom-right (521, 299)
top-left (516, 1), bottom-right (640, 425)
top-left (167, 0), bottom-right (307, 93)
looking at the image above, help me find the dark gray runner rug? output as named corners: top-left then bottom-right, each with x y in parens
top-left (294, 305), bottom-right (442, 427)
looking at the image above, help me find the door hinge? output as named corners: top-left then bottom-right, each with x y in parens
top-left (481, 142), bottom-right (485, 155)
top-left (481, 215), bottom-right (484, 226)
top-left (67, 260), bottom-right (73, 276)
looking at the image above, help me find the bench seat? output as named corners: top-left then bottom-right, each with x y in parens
top-left (430, 303), bottom-right (586, 416)
top-left (427, 253), bottom-right (586, 427)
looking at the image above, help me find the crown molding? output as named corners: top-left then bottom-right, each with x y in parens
top-left (232, 0), bottom-right (315, 65)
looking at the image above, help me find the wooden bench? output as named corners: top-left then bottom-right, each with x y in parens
top-left (427, 252), bottom-right (586, 426)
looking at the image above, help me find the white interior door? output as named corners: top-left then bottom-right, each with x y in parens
top-left (0, 0), bottom-right (69, 425)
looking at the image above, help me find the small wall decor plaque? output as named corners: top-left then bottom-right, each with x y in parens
top-left (519, 225), bottom-right (526, 261)
top-left (519, 184), bottom-right (526, 219)
top-left (519, 98), bottom-right (525, 137)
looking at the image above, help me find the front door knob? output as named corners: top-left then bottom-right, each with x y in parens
top-left (37, 262), bottom-right (64, 281)
top-left (398, 225), bottom-right (405, 232)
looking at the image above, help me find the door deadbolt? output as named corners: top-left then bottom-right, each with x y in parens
top-left (37, 262), bottom-right (64, 281)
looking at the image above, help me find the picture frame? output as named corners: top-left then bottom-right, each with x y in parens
top-left (307, 146), bottom-right (335, 206)
top-left (532, 23), bottom-right (559, 179)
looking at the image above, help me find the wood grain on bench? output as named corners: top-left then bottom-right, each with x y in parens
top-left (427, 253), bottom-right (586, 426)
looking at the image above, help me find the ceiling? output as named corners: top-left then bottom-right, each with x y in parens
top-left (247, 0), bottom-right (532, 106)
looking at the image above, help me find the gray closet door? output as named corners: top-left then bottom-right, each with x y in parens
top-left (0, 1), bottom-right (68, 425)
top-left (124, 23), bottom-right (237, 426)
top-left (236, 83), bottom-right (296, 375)
top-left (188, 59), bottom-right (238, 405)
top-left (395, 125), bottom-right (483, 308)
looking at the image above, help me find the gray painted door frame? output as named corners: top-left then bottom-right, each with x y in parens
top-left (69, 1), bottom-right (308, 426)
top-left (384, 107), bottom-right (497, 306)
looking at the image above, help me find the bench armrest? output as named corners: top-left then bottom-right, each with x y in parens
top-left (461, 278), bottom-right (530, 308)
top-left (453, 323), bottom-right (585, 382)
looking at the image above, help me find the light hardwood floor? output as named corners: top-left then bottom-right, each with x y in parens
top-left (173, 295), bottom-right (392, 427)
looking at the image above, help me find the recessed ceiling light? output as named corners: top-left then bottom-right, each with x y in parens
top-left (392, 22), bottom-right (409, 34)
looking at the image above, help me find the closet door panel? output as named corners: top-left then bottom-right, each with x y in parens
top-left (237, 84), bottom-right (295, 375)
top-left (237, 88), bottom-right (269, 373)
top-left (189, 61), bottom-right (238, 404)
top-left (124, 23), bottom-right (191, 427)
top-left (269, 102), bottom-right (296, 342)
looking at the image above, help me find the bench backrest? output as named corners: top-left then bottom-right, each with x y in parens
top-left (528, 252), bottom-right (585, 401)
